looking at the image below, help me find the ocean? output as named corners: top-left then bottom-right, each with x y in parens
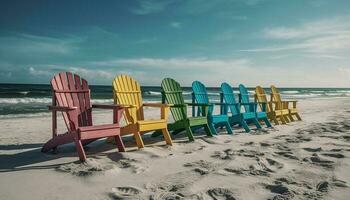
top-left (1, 83), bottom-right (349, 118)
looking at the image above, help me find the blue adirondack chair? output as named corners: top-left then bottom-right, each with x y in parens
top-left (220, 82), bottom-right (262, 132)
top-left (192, 81), bottom-right (233, 135)
top-left (238, 84), bottom-right (272, 128)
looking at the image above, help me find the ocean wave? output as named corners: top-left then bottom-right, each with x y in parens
top-left (281, 91), bottom-right (299, 94)
top-left (143, 91), bottom-right (162, 96)
top-left (0, 97), bottom-right (114, 104)
top-left (0, 97), bottom-right (52, 104)
top-left (0, 112), bottom-right (51, 119)
top-left (18, 91), bottom-right (30, 95)
top-left (282, 93), bottom-right (322, 99)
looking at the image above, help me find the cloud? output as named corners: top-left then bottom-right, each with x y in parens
top-left (29, 67), bottom-right (52, 76)
top-left (28, 66), bottom-right (115, 81)
top-left (240, 16), bottom-right (350, 55)
top-left (0, 33), bottom-right (78, 57)
top-left (170, 22), bottom-right (182, 28)
top-left (130, 0), bottom-right (174, 15)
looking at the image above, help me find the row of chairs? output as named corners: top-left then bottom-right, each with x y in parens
top-left (42, 72), bottom-right (301, 161)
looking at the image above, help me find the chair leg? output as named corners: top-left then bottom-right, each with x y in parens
top-left (263, 117), bottom-right (272, 128)
top-left (252, 118), bottom-right (262, 129)
top-left (295, 113), bottom-right (302, 121)
top-left (283, 115), bottom-right (290, 123)
top-left (161, 128), bottom-right (173, 146)
top-left (173, 128), bottom-right (185, 135)
top-left (204, 124), bottom-right (214, 137)
top-left (133, 132), bottom-right (145, 148)
top-left (225, 121), bottom-right (233, 134)
top-left (114, 135), bottom-right (126, 152)
top-left (278, 115), bottom-right (286, 124)
top-left (288, 114), bottom-right (295, 122)
top-left (272, 116), bottom-right (279, 125)
top-left (241, 120), bottom-right (251, 132)
top-left (208, 123), bottom-right (218, 135)
top-left (185, 127), bottom-right (195, 141)
top-left (74, 138), bottom-right (87, 162)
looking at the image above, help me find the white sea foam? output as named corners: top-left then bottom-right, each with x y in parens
top-left (282, 91), bottom-right (299, 94)
top-left (0, 98), bottom-right (113, 104)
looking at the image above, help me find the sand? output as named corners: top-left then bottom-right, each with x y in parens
top-left (0, 98), bottom-right (350, 200)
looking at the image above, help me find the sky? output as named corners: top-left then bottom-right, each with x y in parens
top-left (1, 0), bottom-right (350, 87)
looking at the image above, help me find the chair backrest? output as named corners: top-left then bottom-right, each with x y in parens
top-left (220, 82), bottom-right (239, 116)
top-left (113, 75), bottom-right (144, 124)
top-left (51, 72), bottom-right (92, 131)
top-left (271, 85), bottom-right (284, 110)
top-left (192, 80), bottom-right (213, 116)
top-left (161, 78), bottom-right (187, 121)
top-left (255, 86), bottom-right (271, 112)
top-left (238, 84), bottom-right (252, 112)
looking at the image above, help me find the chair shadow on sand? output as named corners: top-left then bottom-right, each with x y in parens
top-left (0, 130), bottom-right (214, 173)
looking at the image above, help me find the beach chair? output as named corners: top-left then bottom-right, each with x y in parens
top-left (220, 82), bottom-right (262, 132)
top-left (238, 84), bottom-right (272, 128)
top-left (113, 75), bottom-right (173, 149)
top-left (270, 85), bottom-right (302, 121)
top-left (192, 81), bottom-right (233, 135)
top-left (255, 86), bottom-right (289, 125)
top-left (160, 78), bottom-right (214, 141)
top-left (42, 72), bottom-right (125, 161)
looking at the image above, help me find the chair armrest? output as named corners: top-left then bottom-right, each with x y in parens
top-left (240, 102), bottom-right (257, 105)
top-left (284, 100), bottom-right (298, 103)
top-left (213, 102), bottom-right (230, 105)
top-left (48, 106), bottom-right (77, 112)
top-left (117, 104), bottom-right (138, 108)
top-left (169, 104), bottom-right (186, 108)
top-left (92, 104), bottom-right (123, 110)
top-left (143, 103), bottom-right (170, 108)
top-left (186, 103), bottom-right (211, 107)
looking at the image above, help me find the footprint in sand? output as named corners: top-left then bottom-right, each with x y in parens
top-left (302, 154), bottom-right (334, 169)
top-left (56, 158), bottom-right (114, 176)
top-left (109, 186), bottom-right (143, 200)
top-left (206, 188), bottom-right (236, 200)
top-left (184, 160), bottom-right (219, 175)
top-left (236, 149), bottom-right (265, 158)
top-left (118, 158), bottom-right (147, 174)
top-left (303, 147), bottom-right (322, 152)
top-left (264, 183), bottom-right (294, 200)
top-left (224, 164), bottom-right (271, 177)
top-left (321, 153), bottom-right (345, 158)
top-left (212, 149), bottom-right (235, 160)
top-left (274, 151), bottom-right (299, 160)
top-left (260, 142), bottom-right (271, 147)
top-left (146, 171), bottom-right (202, 199)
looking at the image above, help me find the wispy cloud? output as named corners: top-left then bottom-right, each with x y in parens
top-left (0, 33), bottom-right (78, 56)
top-left (170, 22), bottom-right (182, 28)
top-left (130, 0), bottom-right (174, 15)
top-left (240, 16), bottom-right (350, 56)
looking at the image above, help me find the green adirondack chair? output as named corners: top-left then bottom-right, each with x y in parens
top-left (159, 78), bottom-right (214, 141)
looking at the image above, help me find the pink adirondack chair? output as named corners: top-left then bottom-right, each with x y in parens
top-left (41, 72), bottom-right (125, 161)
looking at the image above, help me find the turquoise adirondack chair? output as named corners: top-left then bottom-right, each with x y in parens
top-left (192, 81), bottom-right (233, 135)
top-left (238, 84), bottom-right (272, 128)
top-left (220, 82), bottom-right (262, 132)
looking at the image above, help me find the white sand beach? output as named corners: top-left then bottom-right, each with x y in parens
top-left (1, 97), bottom-right (350, 200)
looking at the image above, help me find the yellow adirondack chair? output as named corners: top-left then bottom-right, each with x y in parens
top-left (255, 86), bottom-right (289, 125)
top-left (112, 75), bottom-right (173, 148)
top-left (270, 85), bottom-right (302, 122)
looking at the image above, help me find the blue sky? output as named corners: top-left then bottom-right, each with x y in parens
top-left (1, 0), bottom-right (350, 87)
